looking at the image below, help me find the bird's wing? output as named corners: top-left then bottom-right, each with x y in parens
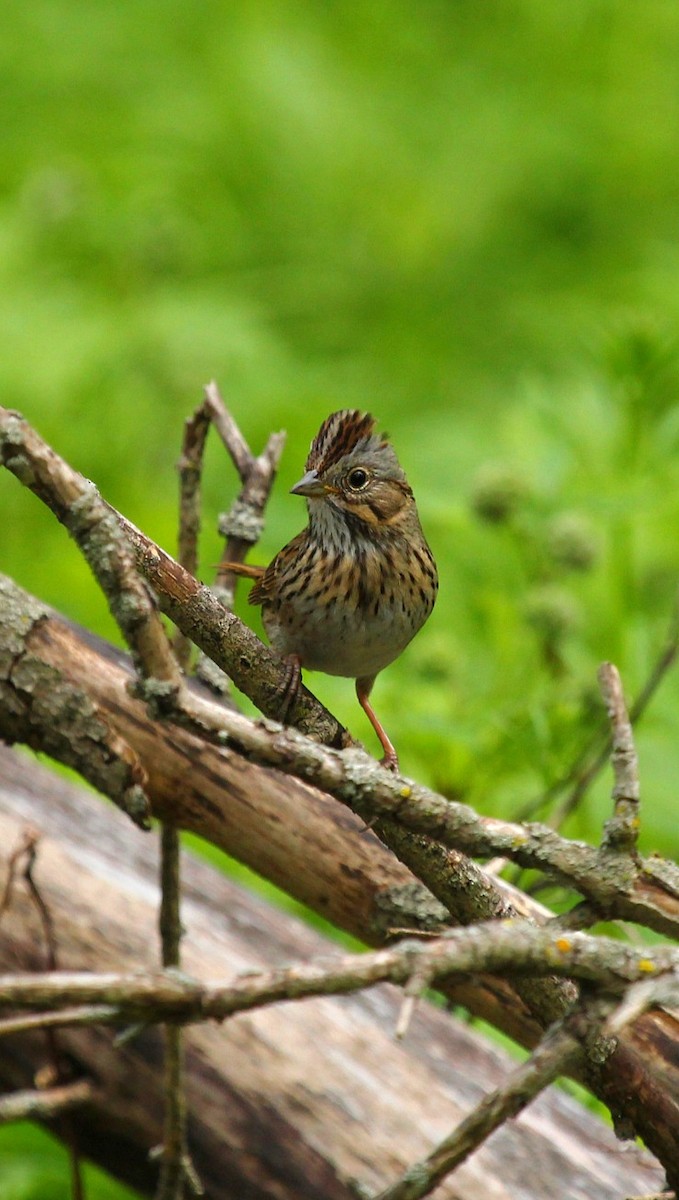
top-left (248, 530), bottom-right (308, 607)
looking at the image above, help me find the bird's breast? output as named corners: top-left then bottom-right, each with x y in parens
top-left (261, 547), bottom-right (436, 679)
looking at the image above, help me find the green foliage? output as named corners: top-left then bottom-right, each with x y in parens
top-left (0, 1124), bottom-right (139, 1199)
top-left (410, 354), bottom-right (679, 851)
top-left (3, 2), bottom-right (679, 1192)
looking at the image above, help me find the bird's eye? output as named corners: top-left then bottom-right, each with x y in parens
top-left (347, 468), bottom-right (369, 490)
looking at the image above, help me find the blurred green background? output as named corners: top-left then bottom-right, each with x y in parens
top-left (3, 1), bottom-right (679, 1193)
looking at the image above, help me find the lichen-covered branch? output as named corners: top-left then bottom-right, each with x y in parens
top-left (0, 556), bottom-right (678, 936)
top-left (117, 506), bottom-right (351, 745)
top-left (0, 922), bottom-right (676, 1023)
top-left (0, 574), bottom-right (150, 827)
top-left (6, 405), bottom-right (666, 933)
top-left (0, 404), bottom-right (347, 748)
top-left (5, 405), bottom-right (675, 942)
top-left (0, 754), bottom-right (662, 1198)
top-left (598, 661), bottom-right (641, 854)
top-left (3, 404), bottom-right (679, 1185)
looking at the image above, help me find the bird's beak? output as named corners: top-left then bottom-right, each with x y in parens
top-left (290, 469), bottom-right (329, 498)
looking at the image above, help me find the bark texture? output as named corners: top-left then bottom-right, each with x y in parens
top-left (1, 578), bottom-right (679, 1187)
top-left (0, 745), bottom-right (664, 1200)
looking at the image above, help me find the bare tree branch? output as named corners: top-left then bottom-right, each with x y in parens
top-left (0, 827), bottom-right (86, 1198)
top-left (155, 824), bottom-right (201, 1200)
top-left (174, 381), bottom-right (285, 684)
top-left (599, 661), bottom-right (641, 855)
top-left (0, 1080), bottom-right (94, 1124)
top-left (1, 405), bottom-right (349, 747)
top-left (3, 582), bottom-right (679, 1179)
top-left (0, 923), bottom-right (675, 1023)
top-left (374, 998), bottom-right (613, 1200)
top-left (1, 751), bottom-right (663, 1199)
top-left (3, 546), bottom-right (678, 944)
top-left (3, 402), bottom-right (679, 1189)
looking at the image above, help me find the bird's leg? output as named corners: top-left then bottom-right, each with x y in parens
top-left (356, 676), bottom-right (399, 772)
top-left (276, 654), bottom-right (303, 723)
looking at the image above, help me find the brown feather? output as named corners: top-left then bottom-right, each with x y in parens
top-left (306, 410), bottom-right (379, 474)
top-left (220, 561), bottom-right (266, 581)
top-left (249, 531), bottom-right (310, 606)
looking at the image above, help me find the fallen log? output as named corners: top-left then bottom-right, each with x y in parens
top-left (0, 744), bottom-right (664, 1198)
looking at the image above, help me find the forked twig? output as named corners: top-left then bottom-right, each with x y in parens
top-left (173, 381), bottom-right (284, 685)
top-left (156, 387), bottom-right (282, 1196)
top-left (0, 1005), bottom-right (120, 1038)
top-left (0, 831), bottom-right (85, 1199)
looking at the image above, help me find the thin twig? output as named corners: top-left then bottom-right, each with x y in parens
top-left (205, 381), bottom-right (285, 584)
top-left (0, 1080), bottom-right (94, 1125)
top-left (176, 406), bottom-right (210, 581)
top-left (156, 387), bottom-right (240, 1197)
top-left (204, 383), bottom-right (252, 478)
top-left (0, 923), bottom-right (676, 1024)
top-left (155, 822), bottom-right (202, 1198)
top-left (15, 833), bottom-right (85, 1200)
top-left (520, 592), bottom-right (679, 829)
top-left (0, 827), bottom-right (40, 921)
top-left (23, 838), bottom-right (57, 972)
top-left (373, 999), bottom-right (611, 1200)
top-left (0, 1005), bottom-right (120, 1037)
top-left (174, 405), bottom-right (211, 668)
top-left (174, 382), bottom-right (285, 692)
top-left (395, 964), bottom-right (433, 1040)
top-left (598, 662), bottom-right (641, 855)
top-left (165, 383), bottom-right (286, 1192)
top-left (625, 1192), bottom-right (675, 1199)
top-left (605, 970), bottom-right (679, 1037)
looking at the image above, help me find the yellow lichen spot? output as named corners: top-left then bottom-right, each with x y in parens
top-left (638, 958), bottom-right (656, 974)
top-left (399, 785), bottom-right (412, 799)
top-left (554, 937), bottom-right (572, 954)
top-left (512, 833), bottom-right (528, 846)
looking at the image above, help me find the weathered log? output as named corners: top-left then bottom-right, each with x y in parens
top-left (0, 745), bottom-right (663, 1198)
top-left (0, 574), bottom-right (557, 1046)
top-left (1, 575), bottom-right (679, 1185)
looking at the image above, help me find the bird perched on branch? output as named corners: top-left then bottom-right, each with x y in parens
top-left (224, 410), bottom-right (438, 771)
